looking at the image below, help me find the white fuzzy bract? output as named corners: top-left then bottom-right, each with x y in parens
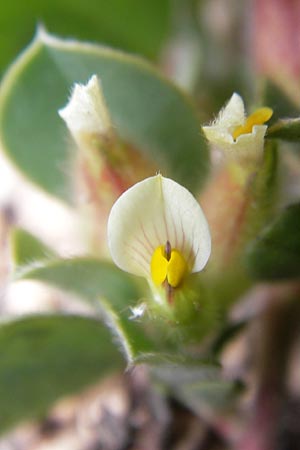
top-left (58, 74), bottom-right (111, 146)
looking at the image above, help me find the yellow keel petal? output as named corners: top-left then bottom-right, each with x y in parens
top-left (150, 245), bottom-right (168, 286)
top-left (233, 107), bottom-right (273, 140)
top-left (167, 249), bottom-right (187, 288)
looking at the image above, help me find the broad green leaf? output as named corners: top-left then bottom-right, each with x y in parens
top-left (0, 31), bottom-right (209, 201)
top-left (152, 362), bottom-right (221, 386)
top-left (0, 0), bottom-right (171, 73)
top-left (17, 257), bottom-right (178, 364)
top-left (179, 379), bottom-right (243, 412)
top-left (16, 257), bottom-right (140, 307)
top-left (0, 314), bottom-right (123, 433)
top-left (267, 118), bottom-right (300, 141)
top-left (10, 228), bottom-right (56, 266)
top-left (152, 363), bottom-right (242, 412)
top-left (246, 203), bottom-right (300, 280)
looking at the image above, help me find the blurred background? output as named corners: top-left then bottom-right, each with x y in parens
top-left (1, 1), bottom-right (300, 449)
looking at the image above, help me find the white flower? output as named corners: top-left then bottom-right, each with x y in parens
top-left (107, 175), bottom-right (211, 299)
top-left (202, 93), bottom-right (273, 163)
top-left (58, 74), bottom-right (111, 147)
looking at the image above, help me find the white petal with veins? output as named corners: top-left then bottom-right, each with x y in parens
top-left (107, 174), bottom-right (211, 279)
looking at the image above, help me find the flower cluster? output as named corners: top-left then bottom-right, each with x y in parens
top-left (59, 80), bottom-right (273, 308)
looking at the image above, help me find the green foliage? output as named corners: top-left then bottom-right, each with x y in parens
top-left (267, 118), bottom-right (300, 141)
top-left (0, 31), bottom-right (208, 202)
top-left (16, 257), bottom-right (179, 364)
top-left (0, 0), bottom-right (170, 73)
top-left (16, 257), bottom-right (140, 307)
top-left (246, 203), bottom-right (300, 280)
top-left (0, 315), bottom-right (123, 433)
top-left (11, 231), bottom-right (224, 363)
top-left (152, 363), bottom-right (242, 412)
top-left (10, 228), bottom-right (56, 266)
top-left (179, 379), bottom-right (243, 412)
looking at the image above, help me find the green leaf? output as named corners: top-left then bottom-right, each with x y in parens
top-left (17, 257), bottom-right (175, 364)
top-left (246, 203), bottom-right (300, 280)
top-left (0, 314), bottom-right (123, 433)
top-left (0, 31), bottom-right (208, 201)
top-left (10, 228), bottom-right (56, 266)
top-left (0, 0), bottom-right (171, 73)
top-left (267, 118), bottom-right (300, 141)
top-left (152, 363), bottom-right (242, 412)
top-left (179, 379), bottom-right (243, 412)
top-left (16, 257), bottom-right (138, 307)
top-left (152, 362), bottom-right (221, 386)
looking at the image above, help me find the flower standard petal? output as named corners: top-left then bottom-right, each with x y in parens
top-left (107, 175), bottom-right (211, 283)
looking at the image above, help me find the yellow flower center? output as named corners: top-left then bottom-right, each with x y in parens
top-left (232, 107), bottom-right (273, 140)
top-left (150, 241), bottom-right (187, 288)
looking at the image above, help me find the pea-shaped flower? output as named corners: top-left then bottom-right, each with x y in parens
top-left (202, 93), bottom-right (273, 164)
top-left (107, 175), bottom-right (211, 303)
